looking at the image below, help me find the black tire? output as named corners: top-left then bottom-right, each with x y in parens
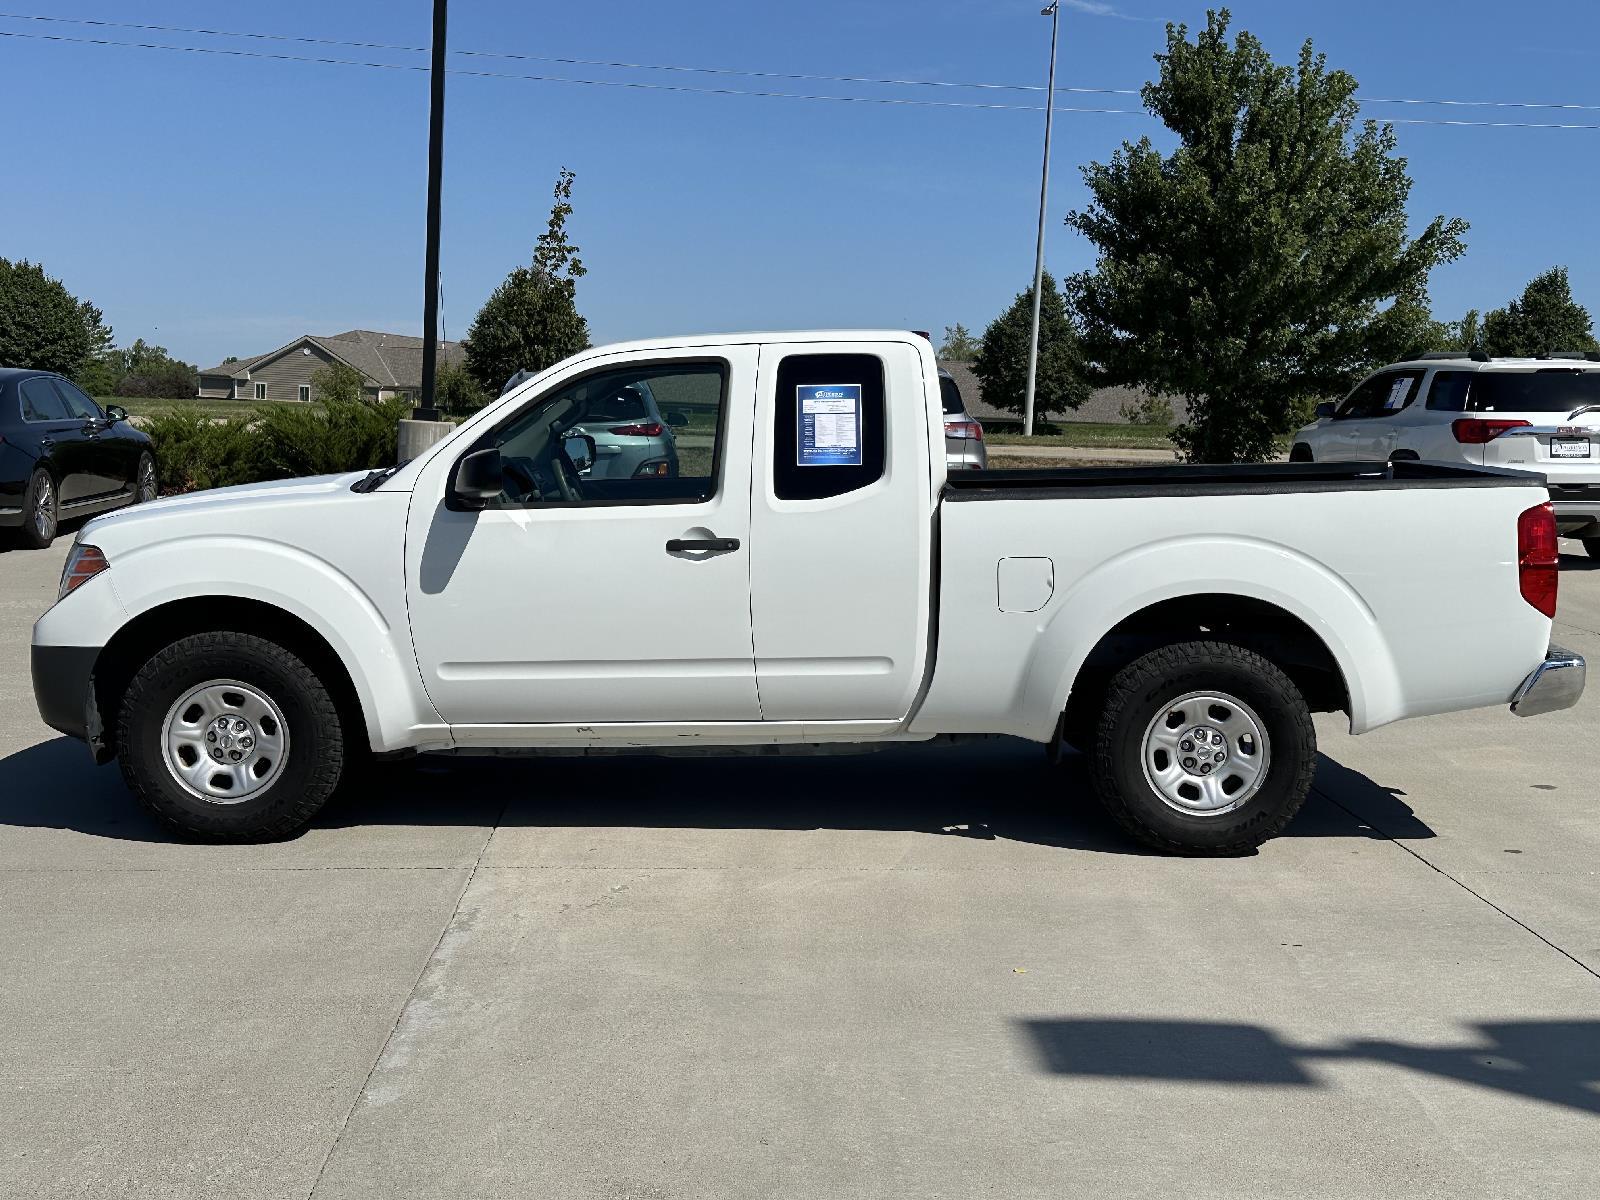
top-left (18, 468), bottom-right (58, 549)
top-left (134, 452), bottom-right (158, 504)
top-left (1288, 443), bottom-right (1313, 463)
top-left (116, 632), bottom-right (347, 841)
top-left (1089, 641), bottom-right (1316, 855)
top-left (1583, 537), bottom-right (1600, 561)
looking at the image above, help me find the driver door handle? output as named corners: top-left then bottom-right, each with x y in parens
top-left (666, 536), bottom-right (740, 554)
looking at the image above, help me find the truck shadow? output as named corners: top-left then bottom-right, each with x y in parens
top-left (1020, 1016), bottom-right (1600, 1117)
top-left (0, 736), bottom-right (1432, 854)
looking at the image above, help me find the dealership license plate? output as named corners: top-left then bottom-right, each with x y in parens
top-left (1551, 437), bottom-right (1592, 458)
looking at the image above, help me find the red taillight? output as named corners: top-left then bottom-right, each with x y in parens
top-left (1517, 502), bottom-right (1559, 618)
top-left (608, 422), bottom-right (663, 437)
top-left (944, 418), bottom-right (983, 441)
top-left (1452, 417), bottom-right (1531, 444)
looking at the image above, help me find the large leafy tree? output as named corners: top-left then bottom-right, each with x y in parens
top-left (1481, 267), bottom-right (1597, 357)
top-left (973, 275), bottom-right (1091, 420)
top-left (1065, 9), bottom-right (1467, 462)
top-left (464, 168), bottom-right (590, 393)
top-left (0, 257), bottom-right (113, 381)
top-left (938, 323), bottom-right (981, 361)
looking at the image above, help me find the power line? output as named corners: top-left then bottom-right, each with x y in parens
top-left (7, 11), bottom-right (1600, 116)
top-left (4, 24), bottom-right (1600, 131)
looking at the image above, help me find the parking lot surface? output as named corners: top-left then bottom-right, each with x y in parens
top-left (2, 536), bottom-right (1597, 1199)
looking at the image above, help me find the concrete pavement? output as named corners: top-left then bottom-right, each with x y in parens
top-left (1, 534), bottom-right (1596, 1198)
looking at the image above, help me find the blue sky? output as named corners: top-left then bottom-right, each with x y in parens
top-left (3, 0), bottom-right (1599, 369)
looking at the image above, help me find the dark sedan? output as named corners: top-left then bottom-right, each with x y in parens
top-left (0, 367), bottom-right (157, 549)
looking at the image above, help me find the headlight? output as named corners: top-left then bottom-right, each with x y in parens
top-left (59, 544), bottom-right (109, 600)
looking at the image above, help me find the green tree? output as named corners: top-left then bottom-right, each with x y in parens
top-left (938, 323), bottom-right (981, 361)
top-left (1481, 268), bottom-right (1597, 357)
top-left (464, 168), bottom-right (590, 393)
top-left (0, 258), bottom-right (113, 380)
top-left (973, 275), bottom-right (1091, 420)
top-left (1064, 10), bottom-right (1467, 462)
top-left (436, 361), bottom-right (489, 414)
top-left (309, 361), bottom-right (366, 405)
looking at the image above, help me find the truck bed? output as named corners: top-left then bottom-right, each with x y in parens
top-left (942, 460), bottom-right (1541, 501)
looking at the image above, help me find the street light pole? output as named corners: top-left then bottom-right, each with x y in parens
top-left (1021, 1), bottom-right (1060, 438)
top-left (416, 0), bottom-right (448, 422)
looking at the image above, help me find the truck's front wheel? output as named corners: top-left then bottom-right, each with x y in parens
top-left (117, 632), bottom-right (347, 841)
top-left (1089, 641), bottom-right (1315, 854)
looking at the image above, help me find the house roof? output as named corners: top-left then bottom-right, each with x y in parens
top-left (199, 329), bottom-right (465, 388)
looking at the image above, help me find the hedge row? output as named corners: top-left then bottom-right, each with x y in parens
top-left (143, 397), bottom-right (413, 494)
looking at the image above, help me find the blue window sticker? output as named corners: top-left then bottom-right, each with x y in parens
top-left (797, 383), bottom-right (863, 467)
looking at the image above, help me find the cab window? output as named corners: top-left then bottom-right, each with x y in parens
top-left (471, 360), bottom-right (726, 508)
top-left (19, 377), bottom-right (68, 422)
top-left (772, 353), bottom-right (886, 500)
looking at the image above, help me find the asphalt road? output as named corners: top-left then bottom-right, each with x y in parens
top-left (1, 534), bottom-right (1597, 1199)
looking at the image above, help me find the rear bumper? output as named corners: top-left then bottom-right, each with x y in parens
top-left (1548, 486), bottom-right (1600, 536)
top-left (1510, 645), bottom-right (1586, 717)
top-left (30, 643), bottom-right (107, 755)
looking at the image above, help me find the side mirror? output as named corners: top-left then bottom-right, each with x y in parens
top-left (104, 404), bottom-right (128, 423)
top-left (561, 431), bottom-right (597, 474)
top-left (1314, 402), bottom-right (1337, 419)
top-left (664, 410), bottom-right (689, 428)
top-left (452, 447), bottom-right (504, 508)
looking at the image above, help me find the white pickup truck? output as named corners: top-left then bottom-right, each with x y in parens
top-left (31, 331), bottom-right (1584, 854)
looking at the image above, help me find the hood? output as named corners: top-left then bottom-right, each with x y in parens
top-left (81, 471), bottom-right (371, 538)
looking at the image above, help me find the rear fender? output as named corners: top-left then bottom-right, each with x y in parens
top-left (1021, 536), bottom-right (1400, 740)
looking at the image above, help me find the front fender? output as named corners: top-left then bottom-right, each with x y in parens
top-left (51, 535), bottom-right (438, 753)
top-left (1016, 535), bottom-right (1401, 740)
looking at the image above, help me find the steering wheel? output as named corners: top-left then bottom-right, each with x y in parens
top-left (552, 445), bottom-right (582, 502)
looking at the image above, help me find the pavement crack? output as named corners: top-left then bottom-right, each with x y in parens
top-left (303, 798), bottom-right (510, 1199)
top-left (1313, 785), bottom-right (1600, 986)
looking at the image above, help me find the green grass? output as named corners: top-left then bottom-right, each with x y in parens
top-left (100, 395), bottom-right (313, 419)
top-left (986, 423), bottom-right (1175, 450)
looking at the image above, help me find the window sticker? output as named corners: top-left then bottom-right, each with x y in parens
top-left (797, 383), bottom-right (863, 467)
top-left (1385, 377), bottom-right (1413, 411)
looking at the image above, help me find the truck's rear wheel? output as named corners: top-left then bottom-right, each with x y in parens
top-left (1089, 641), bottom-right (1315, 854)
top-left (117, 632), bottom-right (346, 841)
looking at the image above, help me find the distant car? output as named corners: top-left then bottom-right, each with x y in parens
top-left (1290, 352), bottom-right (1600, 554)
top-left (503, 371), bottom-right (682, 480)
top-left (0, 368), bottom-right (157, 549)
top-left (939, 369), bottom-right (987, 470)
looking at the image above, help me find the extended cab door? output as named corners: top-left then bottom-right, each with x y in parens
top-left (747, 339), bottom-right (936, 721)
top-left (404, 347), bottom-right (761, 726)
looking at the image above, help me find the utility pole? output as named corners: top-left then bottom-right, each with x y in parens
top-left (416, 0), bottom-right (447, 421)
top-left (1022, 1), bottom-right (1060, 438)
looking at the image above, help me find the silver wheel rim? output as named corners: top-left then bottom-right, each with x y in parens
top-left (161, 679), bottom-right (290, 804)
top-left (1140, 690), bottom-right (1271, 816)
top-left (137, 457), bottom-right (157, 502)
top-left (33, 475), bottom-right (54, 538)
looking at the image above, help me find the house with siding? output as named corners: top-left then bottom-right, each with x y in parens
top-left (196, 330), bottom-right (466, 402)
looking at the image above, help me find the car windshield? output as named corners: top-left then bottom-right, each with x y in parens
top-left (1470, 369), bottom-right (1600, 414)
top-left (939, 376), bottom-right (965, 415)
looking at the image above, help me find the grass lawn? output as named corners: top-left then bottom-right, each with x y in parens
top-left (985, 423), bottom-right (1174, 450)
top-left (99, 395), bottom-right (312, 419)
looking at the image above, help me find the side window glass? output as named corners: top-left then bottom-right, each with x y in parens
top-left (1374, 371), bottom-right (1421, 416)
top-left (772, 353), bottom-right (886, 501)
top-left (19, 378), bottom-right (69, 422)
top-left (477, 360), bottom-right (726, 508)
top-left (52, 378), bottom-right (102, 421)
top-left (1334, 376), bottom-right (1387, 420)
top-left (1426, 371), bottom-right (1472, 412)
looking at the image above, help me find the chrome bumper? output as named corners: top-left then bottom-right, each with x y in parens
top-left (1510, 646), bottom-right (1586, 717)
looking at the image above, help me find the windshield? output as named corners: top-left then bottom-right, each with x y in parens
top-left (939, 376), bottom-right (965, 415)
top-left (1469, 369), bottom-right (1600, 414)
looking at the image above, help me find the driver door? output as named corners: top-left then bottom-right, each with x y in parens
top-left (404, 347), bottom-right (760, 727)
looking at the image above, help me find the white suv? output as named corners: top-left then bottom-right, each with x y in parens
top-left (1291, 352), bottom-right (1600, 554)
